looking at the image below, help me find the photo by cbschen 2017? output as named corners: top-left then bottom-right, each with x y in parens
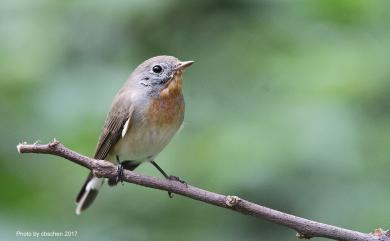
top-left (2, 1), bottom-right (390, 241)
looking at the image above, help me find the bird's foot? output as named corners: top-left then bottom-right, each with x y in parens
top-left (167, 175), bottom-right (187, 185)
top-left (166, 175), bottom-right (187, 198)
top-left (108, 163), bottom-right (124, 186)
top-left (116, 164), bottom-right (125, 185)
top-left (109, 157), bottom-right (139, 186)
top-left (149, 160), bottom-right (187, 198)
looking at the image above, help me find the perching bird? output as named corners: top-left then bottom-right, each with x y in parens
top-left (75, 56), bottom-right (193, 214)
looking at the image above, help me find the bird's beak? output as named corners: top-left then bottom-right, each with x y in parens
top-left (175, 60), bottom-right (194, 71)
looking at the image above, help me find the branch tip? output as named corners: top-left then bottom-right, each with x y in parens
top-left (16, 141), bottom-right (27, 153)
top-left (16, 144), bottom-right (22, 153)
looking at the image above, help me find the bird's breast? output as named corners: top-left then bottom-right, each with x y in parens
top-left (147, 73), bottom-right (185, 127)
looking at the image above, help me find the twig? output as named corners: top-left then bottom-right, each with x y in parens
top-left (17, 140), bottom-right (389, 241)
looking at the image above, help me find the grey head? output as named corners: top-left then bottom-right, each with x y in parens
top-left (125, 55), bottom-right (194, 97)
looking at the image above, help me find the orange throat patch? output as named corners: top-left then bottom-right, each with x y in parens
top-left (160, 70), bottom-right (183, 98)
top-left (147, 71), bottom-right (185, 127)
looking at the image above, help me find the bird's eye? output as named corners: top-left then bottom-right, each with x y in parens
top-left (152, 65), bottom-right (163, 73)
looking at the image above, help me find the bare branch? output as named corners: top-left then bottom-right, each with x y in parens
top-left (17, 140), bottom-right (389, 241)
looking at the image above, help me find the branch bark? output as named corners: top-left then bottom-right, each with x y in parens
top-left (17, 140), bottom-right (389, 241)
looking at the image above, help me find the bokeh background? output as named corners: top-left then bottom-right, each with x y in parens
top-left (1, 0), bottom-right (390, 240)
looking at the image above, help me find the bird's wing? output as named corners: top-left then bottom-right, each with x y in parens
top-left (75, 91), bottom-right (134, 208)
top-left (94, 92), bottom-right (134, 160)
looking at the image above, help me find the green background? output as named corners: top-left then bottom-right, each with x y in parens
top-left (1, 0), bottom-right (390, 240)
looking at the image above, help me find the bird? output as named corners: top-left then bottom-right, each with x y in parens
top-left (75, 55), bottom-right (194, 215)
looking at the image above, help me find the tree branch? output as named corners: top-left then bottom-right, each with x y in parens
top-left (17, 140), bottom-right (389, 241)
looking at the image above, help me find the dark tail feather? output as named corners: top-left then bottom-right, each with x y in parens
top-left (76, 173), bottom-right (92, 203)
top-left (75, 173), bottom-right (104, 215)
top-left (75, 161), bottom-right (139, 214)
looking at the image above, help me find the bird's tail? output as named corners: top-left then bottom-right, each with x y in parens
top-left (75, 173), bottom-right (104, 215)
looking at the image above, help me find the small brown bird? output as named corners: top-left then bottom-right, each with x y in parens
top-left (75, 56), bottom-right (193, 214)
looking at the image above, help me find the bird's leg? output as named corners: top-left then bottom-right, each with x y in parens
top-left (150, 160), bottom-right (187, 198)
top-left (150, 160), bottom-right (169, 178)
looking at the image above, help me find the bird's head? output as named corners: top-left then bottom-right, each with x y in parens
top-left (129, 55), bottom-right (194, 97)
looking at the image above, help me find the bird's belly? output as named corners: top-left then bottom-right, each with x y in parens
top-left (111, 122), bottom-right (181, 162)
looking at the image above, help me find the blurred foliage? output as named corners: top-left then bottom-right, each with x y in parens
top-left (1, 0), bottom-right (390, 240)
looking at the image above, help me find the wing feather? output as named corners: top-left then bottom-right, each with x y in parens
top-left (94, 94), bottom-right (134, 160)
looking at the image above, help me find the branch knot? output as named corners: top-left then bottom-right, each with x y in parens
top-left (225, 195), bottom-right (241, 207)
top-left (48, 139), bottom-right (60, 148)
top-left (371, 228), bottom-right (390, 238)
